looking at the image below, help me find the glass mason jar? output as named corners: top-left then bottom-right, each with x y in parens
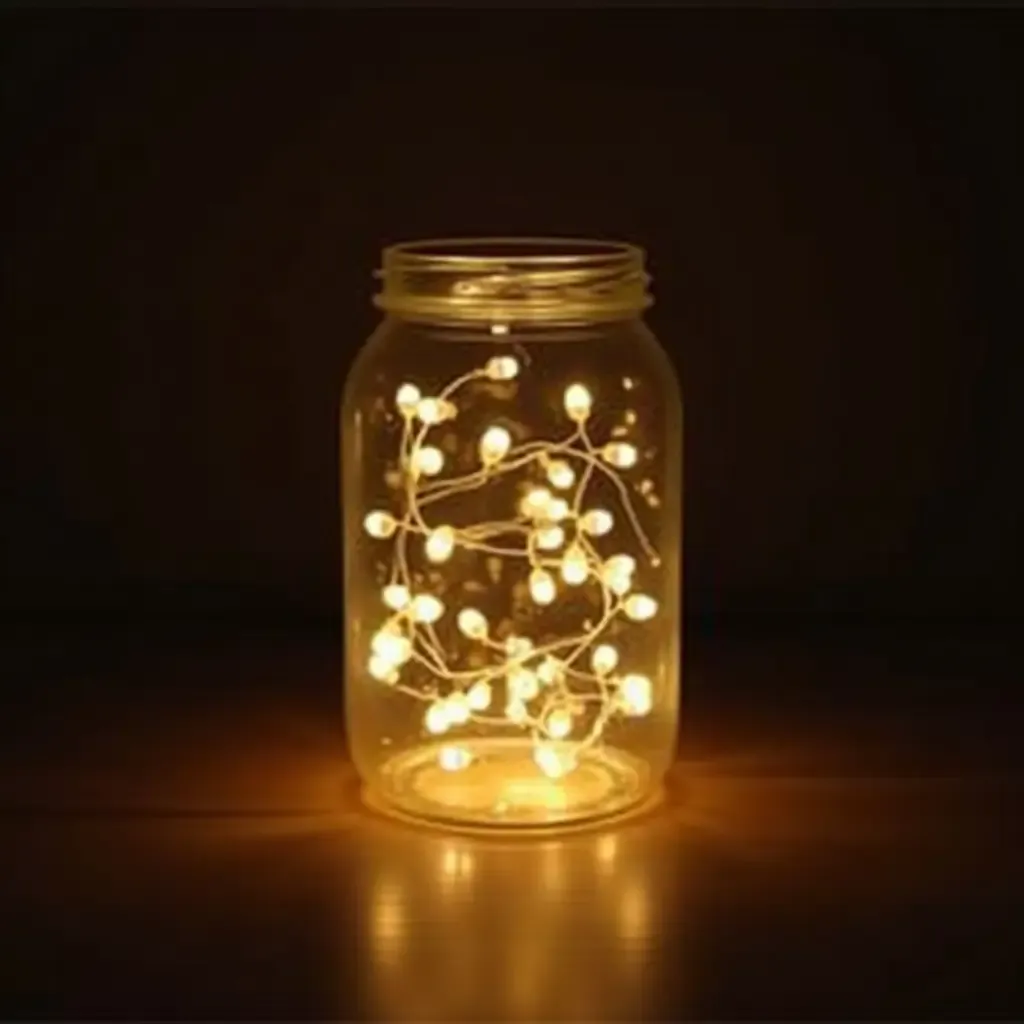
top-left (342, 239), bottom-right (682, 830)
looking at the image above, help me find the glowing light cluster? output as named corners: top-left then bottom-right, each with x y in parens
top-left (362, 358), bottom-right (662, 779)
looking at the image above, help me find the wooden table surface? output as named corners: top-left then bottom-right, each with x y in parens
top-left (1, 623), bottom-right (1021, 1020)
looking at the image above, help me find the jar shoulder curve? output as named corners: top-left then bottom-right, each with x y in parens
top-left (626, 320), bottom-right (682, 401)
top-left (609, 319), bottom-right (683, 433)
top-left (341, 319), bottom-right (397, 415)
top-left (341, 316), bottom-right (682, 415)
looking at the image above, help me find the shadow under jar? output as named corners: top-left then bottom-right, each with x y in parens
top-left (342, 239), bottom-right (682, 831)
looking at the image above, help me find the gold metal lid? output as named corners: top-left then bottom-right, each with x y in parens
top-left (374, 238), bottom-right (652, 324)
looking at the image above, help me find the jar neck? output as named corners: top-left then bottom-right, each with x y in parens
top-left (381, 319), bottom-right (647, 345)
top-left (373, 238), bottom-right (652, 327)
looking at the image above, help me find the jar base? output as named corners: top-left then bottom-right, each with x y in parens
top-left (362, 737), bottom-right (657, 833)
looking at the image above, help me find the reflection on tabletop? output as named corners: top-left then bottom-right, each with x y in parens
top-left (351, 810), bottom-right (679, 1022)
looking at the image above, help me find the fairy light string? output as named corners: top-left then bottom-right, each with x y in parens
top-left (362, 351), bottom-right (660, 780)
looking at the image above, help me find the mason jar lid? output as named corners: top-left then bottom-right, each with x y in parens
top-left (374, 238), bottom-right (652, 324)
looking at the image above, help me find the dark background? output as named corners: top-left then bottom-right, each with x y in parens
top-left (4, 10), bottom-right (1022, 631)
top-left (2, 11), bottom-right (1024, 1022)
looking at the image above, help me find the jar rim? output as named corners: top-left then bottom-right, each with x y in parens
top-left (381, 237), bottom-right (645, 268)
top-left (374, 236), bottom-right (652, 324)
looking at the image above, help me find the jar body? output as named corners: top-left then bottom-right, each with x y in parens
top-left (342, 316), bottom-right (681, 829)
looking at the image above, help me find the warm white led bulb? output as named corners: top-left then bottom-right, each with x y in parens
top-left (561, 545), bottom-right (589, 586)
top-left (368, 653), bottom-right (398, 684)
top-left (446, 692), bottom-right (471, 725)
top-left (467, 680), bottom-right (492, 711)
top-left (613, 574), bottom-right (638, 597)
top-left (505, 635), bottom-right (534, 659)
top-left (509, 666), bottom-right (539, 702)
top-left (479, 425), bottom-right (512, 465)
top-left (535, 524), bottom-right (565, 551)
top-left (563, 383), bottom-right (592, 423)
top-left (546, 497), bottom-right (570, 522)
top-left (371, 629), bottom-right (411, 666)
top-left (598, 557), bottom-right (630, 581)
top-left (605, 554), bottom-right (636, 576)
top-left (591, 643), bottom-right (619, 675)
top-left (425, 702), bottom-right (451, 735)
top-left (411, 593), bottom-right (444, 624)
top-left (546, 460), bottom-right (575, 490)
top-left (602, 442), bottom-right (638, 469)
top-left (619, 674), bottom-right (653, 716)
top-left (506, 698), bottom-right (528, 725)
top-left (536, 656), bottom-right (565, 686)
top-left (416, 397), bottom-right (441, 424)
top-left (395, 383), bottom-right (421, 416)
top-left (545, 707), bottom-right (573, 740)
top-left (412, 446), bottom-right (444, 477)
top-left (425, 525), bottom-right (456, 563)
top-left (580, 508), bottom-right (614, 536)
top-left (364, 510), bottom-right (397, 539)
top-left (457, 607), bottom-right (488, 640)
top-left (602, 554), bottom-right (636, 595)
top-left (608, 574), bottom-right (632, 596)
top-left (484, 355), bottom-right (519, 380)
top-left (382, 583), bottom-right (411, 611)
top-left (534, 744), bottom-right (576, 778)
top-left (623, 594), bottom-right (658, 621)
top-left (520, 487), bottom-right (552, 519)
top-left (438, 745), bottom-right (473, 771)
top-left (529, 568), bottom-right (557, 605)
